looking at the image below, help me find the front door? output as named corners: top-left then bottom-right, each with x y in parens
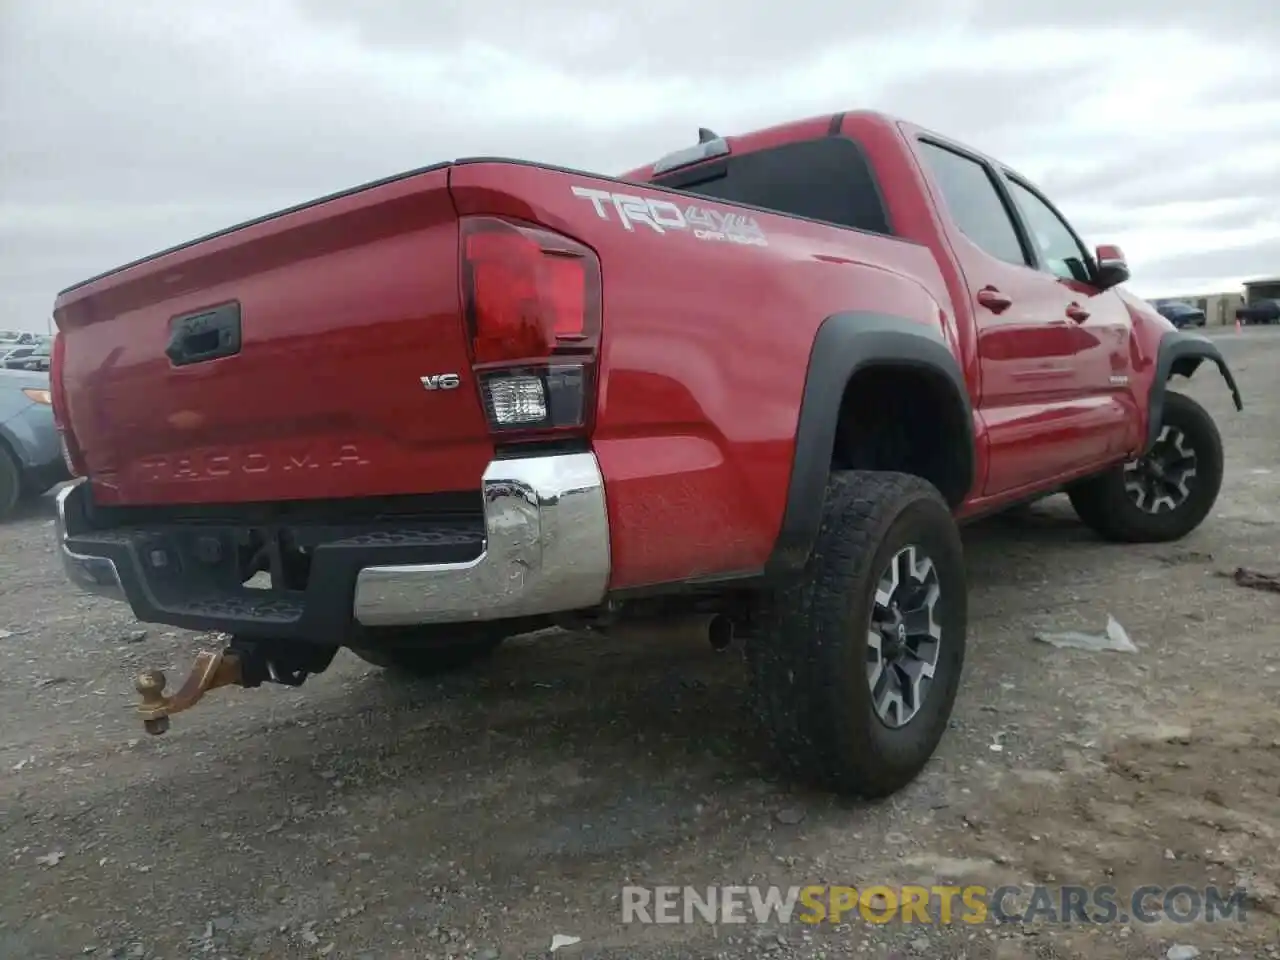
top-left (1000, 173), bottom-right (1139, 460)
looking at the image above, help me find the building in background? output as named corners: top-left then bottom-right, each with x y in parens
top-left (1149, 291), bottom-right (1244, 326)
top-left (1244, 277), bottom-right (1280, 304)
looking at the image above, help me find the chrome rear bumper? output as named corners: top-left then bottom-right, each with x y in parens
top-left (352, 453), bottom-right (611, 625)
top-left (55, 482), bottom-right (127, 601)
top-left (54, 452), bottom-right (612, 635)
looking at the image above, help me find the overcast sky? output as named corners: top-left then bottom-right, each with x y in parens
top-left (2, 0), bottom-right (1278, 332)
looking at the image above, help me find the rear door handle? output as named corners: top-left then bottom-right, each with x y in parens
top-left (165, 302), bottom-right (242, 367)
top-left (976, 286), bottom-right (1013, 313)
top-left (1066, 303), bottom-right (1090, 323)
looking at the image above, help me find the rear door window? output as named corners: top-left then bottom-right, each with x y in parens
top-left (916, 141), bottom-right (1028, 267)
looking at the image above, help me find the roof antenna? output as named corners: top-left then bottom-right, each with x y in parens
top-left (697, 127), bottom-right (719, 144)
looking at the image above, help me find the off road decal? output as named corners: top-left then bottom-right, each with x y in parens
top-left (571, 186), bottom-right (768, 247)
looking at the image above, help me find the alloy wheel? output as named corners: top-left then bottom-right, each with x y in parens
top-left (866, 545), bottom-right (943, 729)
top-left (1123, 425), bottom-right (1198, 514)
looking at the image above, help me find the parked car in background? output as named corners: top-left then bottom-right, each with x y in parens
top-left (6, 341), bottom-right (52, 371)
top-left (0, 368), bottom-right (69, 518)
top-left (2, 345), bottom-right (41, 369)
top-left (2, 346), bottom-right (35, 368)
top-left (1153, 301), bottom-right (1206, 328)
top-left (0, 331), bottom-right (39, 347)
top-left (1236, 299), bottom-right (1280, 325)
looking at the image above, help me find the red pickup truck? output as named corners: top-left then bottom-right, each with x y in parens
top-left (50, 110), bottom-right (1241, 797)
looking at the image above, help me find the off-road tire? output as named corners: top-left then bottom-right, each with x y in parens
top-left (1068, 391), bottom-right (1223, 543)
top-left (0, 444), bottom-right (21, 521)
top-left (747, 471), bottom-right (967, 798)
top-left (349, 632), bottom-right (506, 677)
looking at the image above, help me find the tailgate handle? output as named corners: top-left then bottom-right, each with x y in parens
top-left (166, 302), bottom-right (242, 367)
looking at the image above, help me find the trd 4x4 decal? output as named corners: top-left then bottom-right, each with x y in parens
top-left (571, 186), bottom-right (768, 247)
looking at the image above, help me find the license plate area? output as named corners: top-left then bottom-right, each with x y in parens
top-left (136, 525), bottom-right (313, 601)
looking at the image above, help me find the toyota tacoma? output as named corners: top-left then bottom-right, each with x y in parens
top-left (48, 110), bottom-right (1241, 797)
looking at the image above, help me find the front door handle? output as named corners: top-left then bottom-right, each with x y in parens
top-left (976, 286), bottom-right (1013, 314)
top-left (1066, 303), bottom-right (1090, 323)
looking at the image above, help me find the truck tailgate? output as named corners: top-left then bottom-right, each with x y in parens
top-left (53, 166), bottom-right (494, 506)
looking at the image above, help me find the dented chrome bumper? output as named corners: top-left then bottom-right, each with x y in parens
top-left (55, 481), bottom-right (128, 602)
top-left (53, 452), bottom-right (612, 638)
top-left (352, 453), bottom-right (612, 625)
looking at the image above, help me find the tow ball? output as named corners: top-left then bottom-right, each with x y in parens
top-left (133, 640), bottom-right (336, 735)
top-left (134, 649), bottom-right (245, 735)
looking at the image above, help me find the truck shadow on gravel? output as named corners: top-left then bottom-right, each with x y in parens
top-left (239, 499), bottom-right (1115, 812)
top-left (292, 497), bottom-right (1117, 771)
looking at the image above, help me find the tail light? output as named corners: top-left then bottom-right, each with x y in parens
top-left (50, 331), bottom-right (88, 477)
top-left (460, 216), bottom-right (602, 438)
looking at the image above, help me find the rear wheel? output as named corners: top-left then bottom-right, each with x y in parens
top-left (349, 630), bottom-right (507, 677)
top-left (748, 471), bottom-right (967, 798)
top-left (1068, 391), bottom-right (1223, 542)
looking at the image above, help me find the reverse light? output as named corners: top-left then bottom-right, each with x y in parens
top-left (483, 373), bottom-right (547, 425)
top-left (478, 365), bottom-right (590, 431)
top-left (460, 216), bottom-right (601, 437)
top-left (21, 387), bottom-right (52, 405)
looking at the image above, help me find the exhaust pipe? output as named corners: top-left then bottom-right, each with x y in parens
top-left (599, 612), bottom-right (738, 650)
top-left (707, 614), bottom-right (735, 651)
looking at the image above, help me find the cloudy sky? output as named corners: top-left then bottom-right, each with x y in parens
top-left (2, 0), bottom-right (1277, 332)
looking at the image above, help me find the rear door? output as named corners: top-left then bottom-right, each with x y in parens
top-left (913, 139), bottom-right (1126, 496)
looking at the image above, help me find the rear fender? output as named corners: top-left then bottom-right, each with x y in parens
top-left (764, 312), bottom-right (975, 576)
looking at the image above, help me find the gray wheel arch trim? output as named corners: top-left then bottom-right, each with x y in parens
top-left (764, 311), bottom-right (975, 576)
top-left (1146, 330), bottom-right (1242, 451)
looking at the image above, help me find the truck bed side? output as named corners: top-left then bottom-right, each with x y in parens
top-left (52, 121), bottom-right (963, 594)
top-left (450, 152), bottom-right (958, 589)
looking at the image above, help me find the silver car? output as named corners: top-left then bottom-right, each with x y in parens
top-left (1, 368), bottom-right (69, 518)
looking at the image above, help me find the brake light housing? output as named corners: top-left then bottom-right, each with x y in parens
top-left (49, 331), bottom-right (88, 477)
top-left (460, 216), bottom-right (601, 438)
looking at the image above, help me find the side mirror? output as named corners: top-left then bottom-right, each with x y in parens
top-left (1094, 244), bottom-right (1130, 291)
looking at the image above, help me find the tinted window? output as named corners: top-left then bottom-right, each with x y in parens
top-left (1005, 178), bottom-right (1093, 284)
top-left (657, 138), bottom-right (893, 236)
top-left (916, 142), bottom-right (1026, 266)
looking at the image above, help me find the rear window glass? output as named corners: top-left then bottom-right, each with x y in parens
top-left (655, 138), bottom-right (893, 236)
top-left (915, 141), bottom-right (1027, 267)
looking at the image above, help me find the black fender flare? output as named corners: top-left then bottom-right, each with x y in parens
top-left (764, 312), bottom-right (975, 577)
top-left (1146, 330), bottom-right (1242, 451)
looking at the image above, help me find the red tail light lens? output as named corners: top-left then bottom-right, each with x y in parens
top-left (50, 331), bottom-right (87, 477)
top-left (462, 216), bottom-right (599, 362)
top-left (460, 216), bottom-right (602, 437)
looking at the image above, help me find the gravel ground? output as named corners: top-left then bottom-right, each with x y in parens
top-left (2, 328), bottom-right (1279, 960)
